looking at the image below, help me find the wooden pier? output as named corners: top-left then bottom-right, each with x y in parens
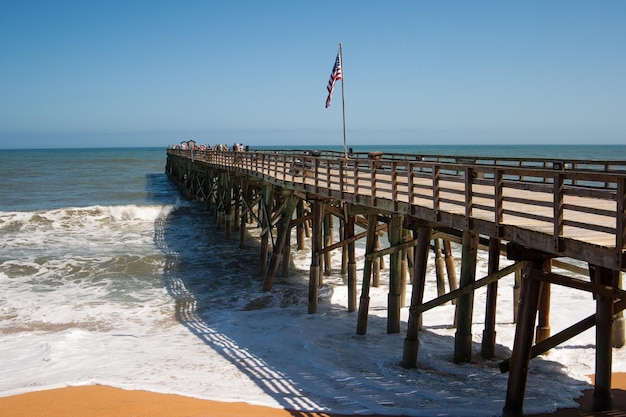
top-left (166, 147), bottom-right (626, 416)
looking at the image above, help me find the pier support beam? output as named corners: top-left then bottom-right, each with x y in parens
top-left (387, 214), bottom-right (403, 334)
top-left (340, 216), bottom-right (347, 276)
top-left (434, 238), bottom-right (446, 298)
top-left (503, 244), bottom-right (555, 417)
top-left (453, 230), bottom-right (479, 363)
top-left (405, 229), bottom-right (415, 285)
top-left (239, 180), bottom-right (249, 249)
top-left (589, 264), bottom-right (618, 411)
top-left (356, 214), bottom-right (378, 335)
top-left (443, 240), bottom-right (459, 303)
top-left (259, 184), bottom-right (273, 275)
top-left (513, 268), bottom-right (522, 323)
top-left (323, 213), bottom-right (333, 276)
top-left (344, 205), bottom-right (357, 312)
top-left (400, 229), bottom-right (410, 308)
top-left (372, 233), bottom-right (381, 287)
top-left (481, 237), bottom-right (501, 359)
top-left (308, 199), bottom-right (324, 314)
top-left (281, 218), bottom-right (292, 278)
top-left (225, 175), bottom-right (234, 238)
top-left (263, 193), bottom-right (296, 291)
top-left (613, 273), bottom-right (625, 348)
top-left (503, 259), bottom-right (544, 417)
top-left (536, 278), bottom-right (551, 345)
top-left (401, 226), bottom-right (432, 368)
top-left (233, 180), bottom-right (241, 232)
top-left (297, 200), bottom-right (306, 251)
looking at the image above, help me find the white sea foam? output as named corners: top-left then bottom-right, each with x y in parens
top-left (0, 201), bottom-right (623, 416)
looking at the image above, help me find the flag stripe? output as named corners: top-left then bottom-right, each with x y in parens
top-left (325, 52), bottom-right (342, 108)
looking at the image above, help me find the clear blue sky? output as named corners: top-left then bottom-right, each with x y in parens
top-left (1, 0), bottom-right (625, 148)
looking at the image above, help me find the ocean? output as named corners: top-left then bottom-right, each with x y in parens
top-left (0, 145), bottom-right (625, 416)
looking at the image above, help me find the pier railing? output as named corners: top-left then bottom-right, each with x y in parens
top-left (168, 148), bottom-right (626, 270)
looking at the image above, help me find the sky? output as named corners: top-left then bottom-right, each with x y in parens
top-left (0, 0), bottom-right (625, 148)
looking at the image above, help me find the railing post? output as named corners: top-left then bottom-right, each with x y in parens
top-left (289, 155), bottom-right (295, 183)
top-left (553, 172), bottom-right (564, 252)
top-left (433, 165), bottom-right (440, 222)
top-left (618, 177), bottom-right (626, 269)
top-left (370, 160), bottom-right (377, 206)
top-left (281, 154), bottom-right (286, 183)
top-left (392, 162), bottom-right (398, 211)
top-left (408, 163), bottom-right (415, 212)
top-left (354, 160), bottom-right (359, 196)
top-left (326, 159), bottom-right (331, 195)
top-left (495, 169), bottom-right (503, 236)
top-left (314, 158), bottom-right (320, 194)
top-left (339, 159), bottom-right (345, 198)
top-left (465, 167), bottom-right (474, 230)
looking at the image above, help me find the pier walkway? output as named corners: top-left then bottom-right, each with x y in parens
top-left (166, 148), bottom-right (626, 416)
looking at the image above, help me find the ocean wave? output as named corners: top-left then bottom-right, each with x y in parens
top-left (0, 203), bottom-right (183, 231)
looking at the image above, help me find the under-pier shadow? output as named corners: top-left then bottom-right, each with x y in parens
top-left (153, 199), bottom-right (590, 417)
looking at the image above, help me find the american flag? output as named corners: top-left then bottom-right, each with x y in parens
top-left (325, 51), bottom-right (342, 108)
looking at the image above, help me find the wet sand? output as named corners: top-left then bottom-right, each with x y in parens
top-left (1, 374), bottom-right (625, 417)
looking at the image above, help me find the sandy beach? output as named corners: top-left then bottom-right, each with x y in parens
top-left (1, 374), bottom-right (625, 417)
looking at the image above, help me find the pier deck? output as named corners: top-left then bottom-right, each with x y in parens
top-left (166, 148), bottom-right (626, 416)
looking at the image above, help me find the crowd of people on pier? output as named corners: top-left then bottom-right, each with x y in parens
top-left (169, 141), bottom-right (245, 152)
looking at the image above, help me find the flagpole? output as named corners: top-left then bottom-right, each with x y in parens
top-left (339, 42), bottom-right (347, 159)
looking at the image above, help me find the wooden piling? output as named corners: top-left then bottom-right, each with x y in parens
top-left (503, 259), bottom-right (544, 417)
top-left (263, 193), bottom-right (296, 291)
top-left (224, 174), bottom-right (234, 238)
top-left (589, 264), bottom-right (617, 411)
top-left (323, 213), bottom-right (333, 276)
top-left (233, 180), bottom-right (241, 232)
top-left (401, 226), bottom-right (432, 368)
top-left (259, 183), bottom-right (273, 275)
top-left (404, 228), bottom-right (414, 285)
top-left (443, 240), bottom-right (459, 303)
top-left (308, 199), bottom-right (324, 314)
top-left (297, 200), bottom-right (306, 251)
top-left (481, 237), bottom-right (501, 359)
top-left (434, 238), bottom-right (446, 298)
top-left (239, 180), bottom-right (248, 249)
top-left (453, 230), bottom-right (479, 363)
top-left (344, 205), bottom-right (357, 312)
top-left (387, 214), bottom-right (403, 334)
top-left (513, 268), bottom-right (522, 323)
top-left (614, 272), bottom-right (625, 348)
top-left (400, 231), bottom-right (409, 308)
top-left (281, 219), bottom-right (291, 278)
top-left (536, 281), bottom-right (551, 345)
top-left (339, 216), bottom-right (346, 275)
top-left (503, 244), bottom-right (555, 417)
top-left (356, 214), bottom-right (378, 335)
top-left (372, 233), bottom-right (381, 287)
